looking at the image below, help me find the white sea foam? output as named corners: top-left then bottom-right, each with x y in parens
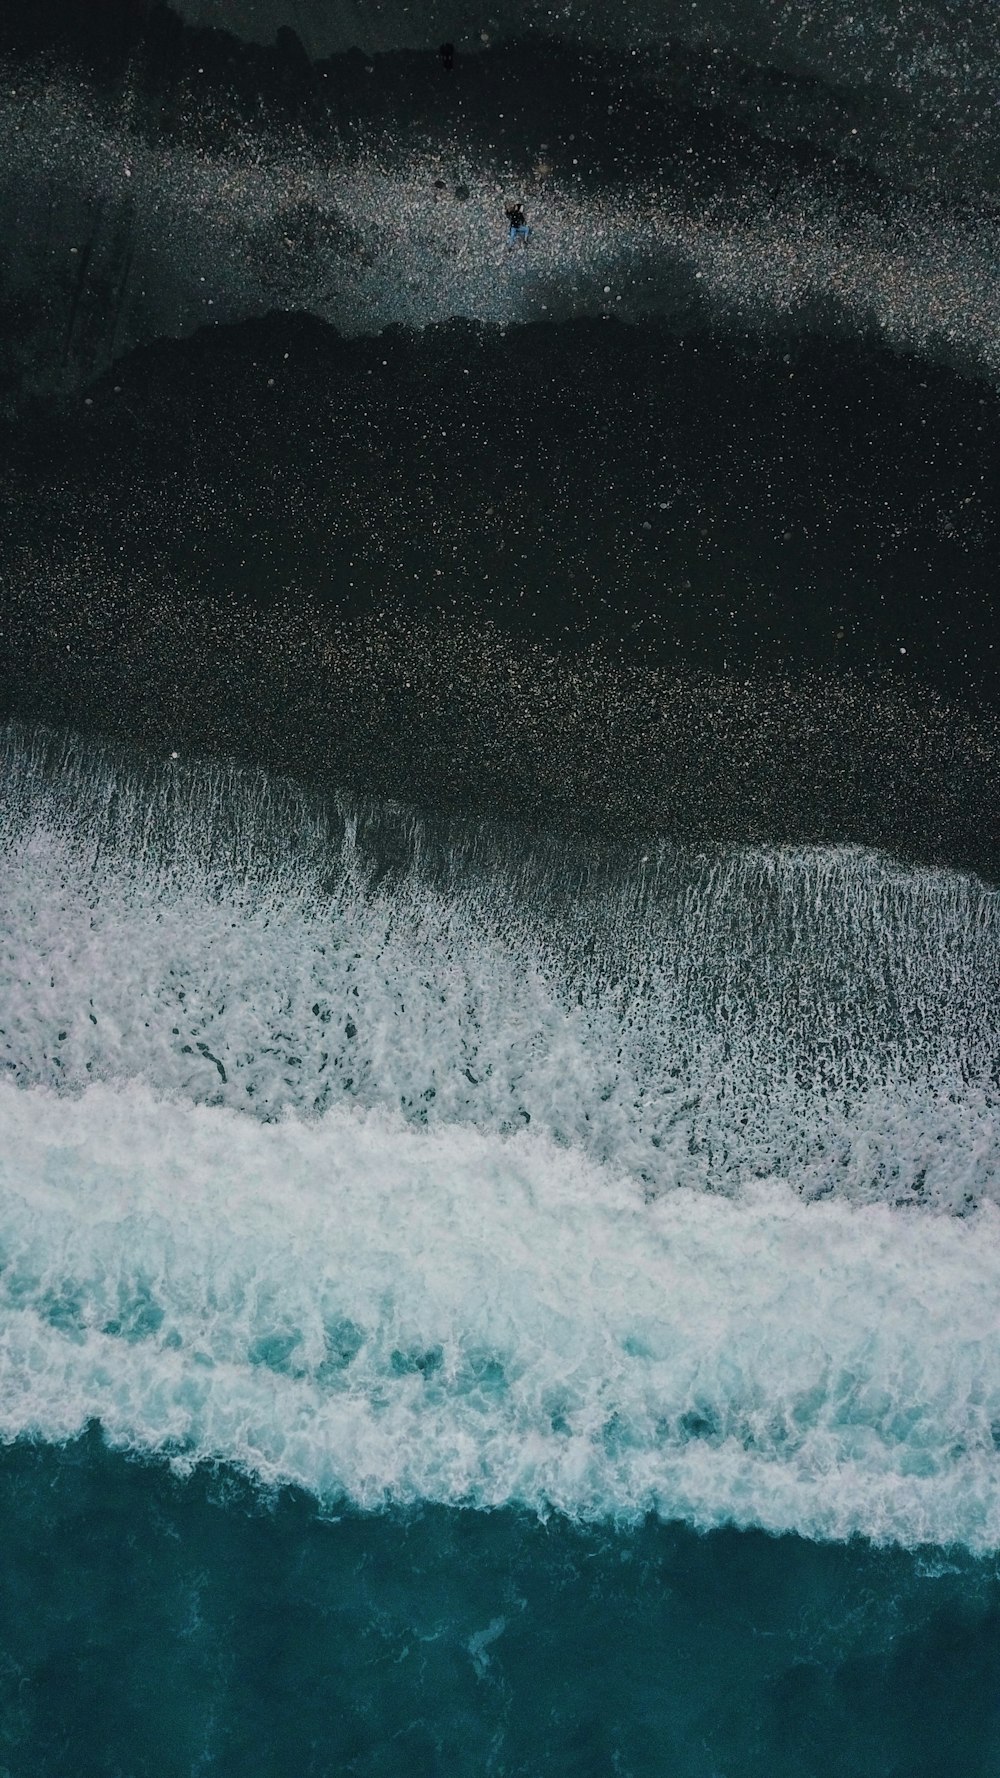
top-left (0, 1077), bottom-right (999, 1549)
top-left (0, 726), bottom-right (998, 1547)
top-left (0, 727), bottom-right (998, 1209)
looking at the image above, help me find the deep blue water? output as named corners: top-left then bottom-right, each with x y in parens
top-left (4, 1433), bottom-right (1000, 1778)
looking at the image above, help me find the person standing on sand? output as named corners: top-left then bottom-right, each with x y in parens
top-left (505, 202), bottom-right (530, 246)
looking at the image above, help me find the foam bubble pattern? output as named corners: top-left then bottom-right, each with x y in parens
top-left (1, 728), bottom-right (999, 1546)
top-left (0, 1079), bottom-right (999, 1549)
top-left (0, 726), bottom-right (998, 1210)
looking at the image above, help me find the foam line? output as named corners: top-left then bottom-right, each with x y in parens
top-left (1, 726), bottom-right (998, 1210)
top-left (0, 1079), bottom-right (998, 1548)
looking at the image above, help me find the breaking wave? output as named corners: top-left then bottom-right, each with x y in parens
top-left (0, 724), bottom-right (998, 1547)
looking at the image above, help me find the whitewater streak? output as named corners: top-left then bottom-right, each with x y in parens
top-left (2, 725), bottom-right (998, 1207)
top-left (2, 1079), bottom-right (1000, 1549)
top-left (0, 725), bottom-right (998, 1547)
